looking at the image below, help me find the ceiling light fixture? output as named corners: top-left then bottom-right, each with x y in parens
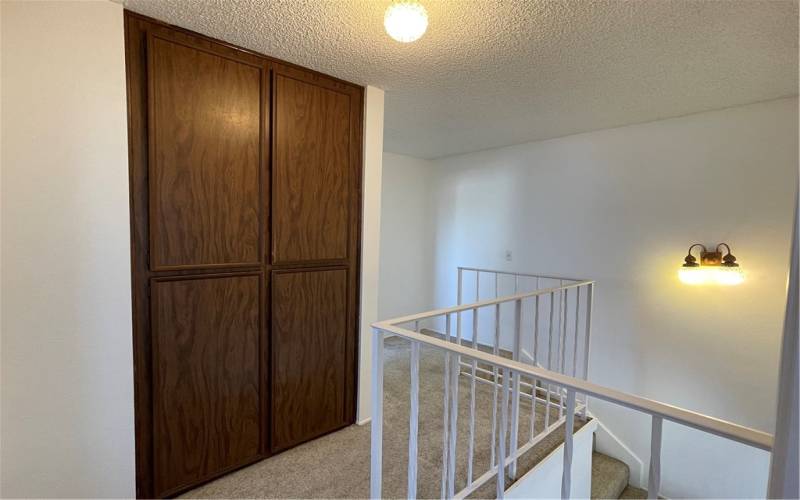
top-left (384, 1), bottom-right (428, 43)
top-left (678, 243), bottom-right (744, 285)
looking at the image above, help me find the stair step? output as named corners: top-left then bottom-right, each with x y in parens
top-left (591, 451), bottom-right (630, 499)
top-left (619, 484), bottom-right (648, 499)
top-left (467, 416), bottom-right (588, 498)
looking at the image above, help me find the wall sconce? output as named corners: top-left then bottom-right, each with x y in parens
top-left (679, 243), bottom-right (744, 285)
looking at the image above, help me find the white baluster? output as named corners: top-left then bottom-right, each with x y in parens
top-left (559, 289), bottom-right (568, 419)
top-left (441, 315), bottom-right (451, 499)
top-left (531, 294), bottom-right (540, 441)
top-left (581, 283), bottom-right (594, 420)
top-left (370, 329), bottom-right (384, 500)
top-left (509, 299), bottom-right (522, 478)
top-left (407, 341), bottom-right (420, 499)
top-left (457, 268), bottom-right (463, 345)
top-left (561, 389), bottom-right (576, 499)
top-left (490, 303), bottom-right (500, 467)
top-left (572, 287), bottom-right (580, 378)
top-left (546, 292), bottom-right (555, 429)
top-left (497, 367), bottom-right (511, 499)
top-left (648, 416), bottom-right (663, 499)
top-left (447, 347), bottom-right (459, 498)
top-left (467, 306), bottom-right (478, 485)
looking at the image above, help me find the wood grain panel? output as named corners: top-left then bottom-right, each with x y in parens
top-left (273, 75), bottom-right (351, 264)
top-left (149, 35), bottom-right (262, 270)
top-left (271, 269), bottom-right (348, 450)
top-left (152, 275), bottom-right (261, 496)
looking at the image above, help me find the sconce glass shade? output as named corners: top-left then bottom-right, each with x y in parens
top-left (678, 266), bottom-right (744, 286)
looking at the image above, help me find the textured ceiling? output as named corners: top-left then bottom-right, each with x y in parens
top-left (124, 0), bottom-right (799, 159)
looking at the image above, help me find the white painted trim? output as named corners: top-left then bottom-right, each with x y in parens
top-left (356, 86), bottom-right (385, 423)
top-left (357, 417), bottom-right (371, 426)
top-left (505, 419), bottom-right (598, 498)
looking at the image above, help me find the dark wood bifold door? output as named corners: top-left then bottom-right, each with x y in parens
top-left (125, 11), bottom-right (363, 499)
top-left (270, 70), bottom-right (361, 451)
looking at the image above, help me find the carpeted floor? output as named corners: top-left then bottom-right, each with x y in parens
top-left (183, 336), bottom-right (581, 499)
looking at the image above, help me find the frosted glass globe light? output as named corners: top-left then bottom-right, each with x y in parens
top-left (384, 1), bottom-right (428, 43)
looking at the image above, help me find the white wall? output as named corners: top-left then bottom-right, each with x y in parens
top-left (425, 98), bottom-right (797, 498)
top-left (506, 420), bottom-right (597, 499)
top-left (357, 86), bottom-right (385, 423)
top-left (0, 1), bottom-right (135, 496)
top-left (377, 153), bottom-right (435, 321)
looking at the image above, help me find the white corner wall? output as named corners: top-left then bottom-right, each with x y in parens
top-left (357, 85), bottom-right (385, 423)
top-left (0, 1), bottom-right (135, 496)
top-left (506, 420), bottom-right (598, 499)
top-left (378, 153), bottom-right (436, 321)
top-left (427, 97), bottom-right (797, 498)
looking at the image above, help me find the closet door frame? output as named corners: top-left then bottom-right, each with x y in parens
top-left (125, 10), bottom-right (364, 498)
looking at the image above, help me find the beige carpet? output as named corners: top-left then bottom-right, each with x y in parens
top-left (183, 336), bottom-right (582, 499)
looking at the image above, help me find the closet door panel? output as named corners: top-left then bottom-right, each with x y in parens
top-left (152, 274), bottom-right (262, 496)
top-left (148, 35), bottom-right (263, 270)
top-left (273, 75), bottom-right (351, 264)
top-left (271, 269), bottom-right (348, 450)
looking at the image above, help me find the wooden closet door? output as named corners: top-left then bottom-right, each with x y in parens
top-left (271, 70), bottom-right (361, 451)
top-left (126, 15), bottom-right (270, 497)
top-left (146, 34), bottom-right (268, 496)
top-left (126, 11), bottom-right (362, 497)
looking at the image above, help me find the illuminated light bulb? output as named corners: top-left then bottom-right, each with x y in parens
top-left (715, 267), bottom-right (745, 285)
top-left (678, 267), bottom-right (708, 285)
top-left (678, 267), bottom-right (744, 286)
top-left (384, 1), bottom-right (428, 43)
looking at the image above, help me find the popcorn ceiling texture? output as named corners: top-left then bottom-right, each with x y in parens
top-left (124, 0), bottom-right (798, 159)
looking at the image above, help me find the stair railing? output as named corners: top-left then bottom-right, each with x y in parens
top-left (370, 270), bottom-right (774, 499)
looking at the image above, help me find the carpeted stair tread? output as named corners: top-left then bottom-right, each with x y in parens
top-left (591, 451), bottom-right (630, 499)
top-left (619, 484), bottom-right (648, 499)
top-left (468, 415), bottom-right (588, 499)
